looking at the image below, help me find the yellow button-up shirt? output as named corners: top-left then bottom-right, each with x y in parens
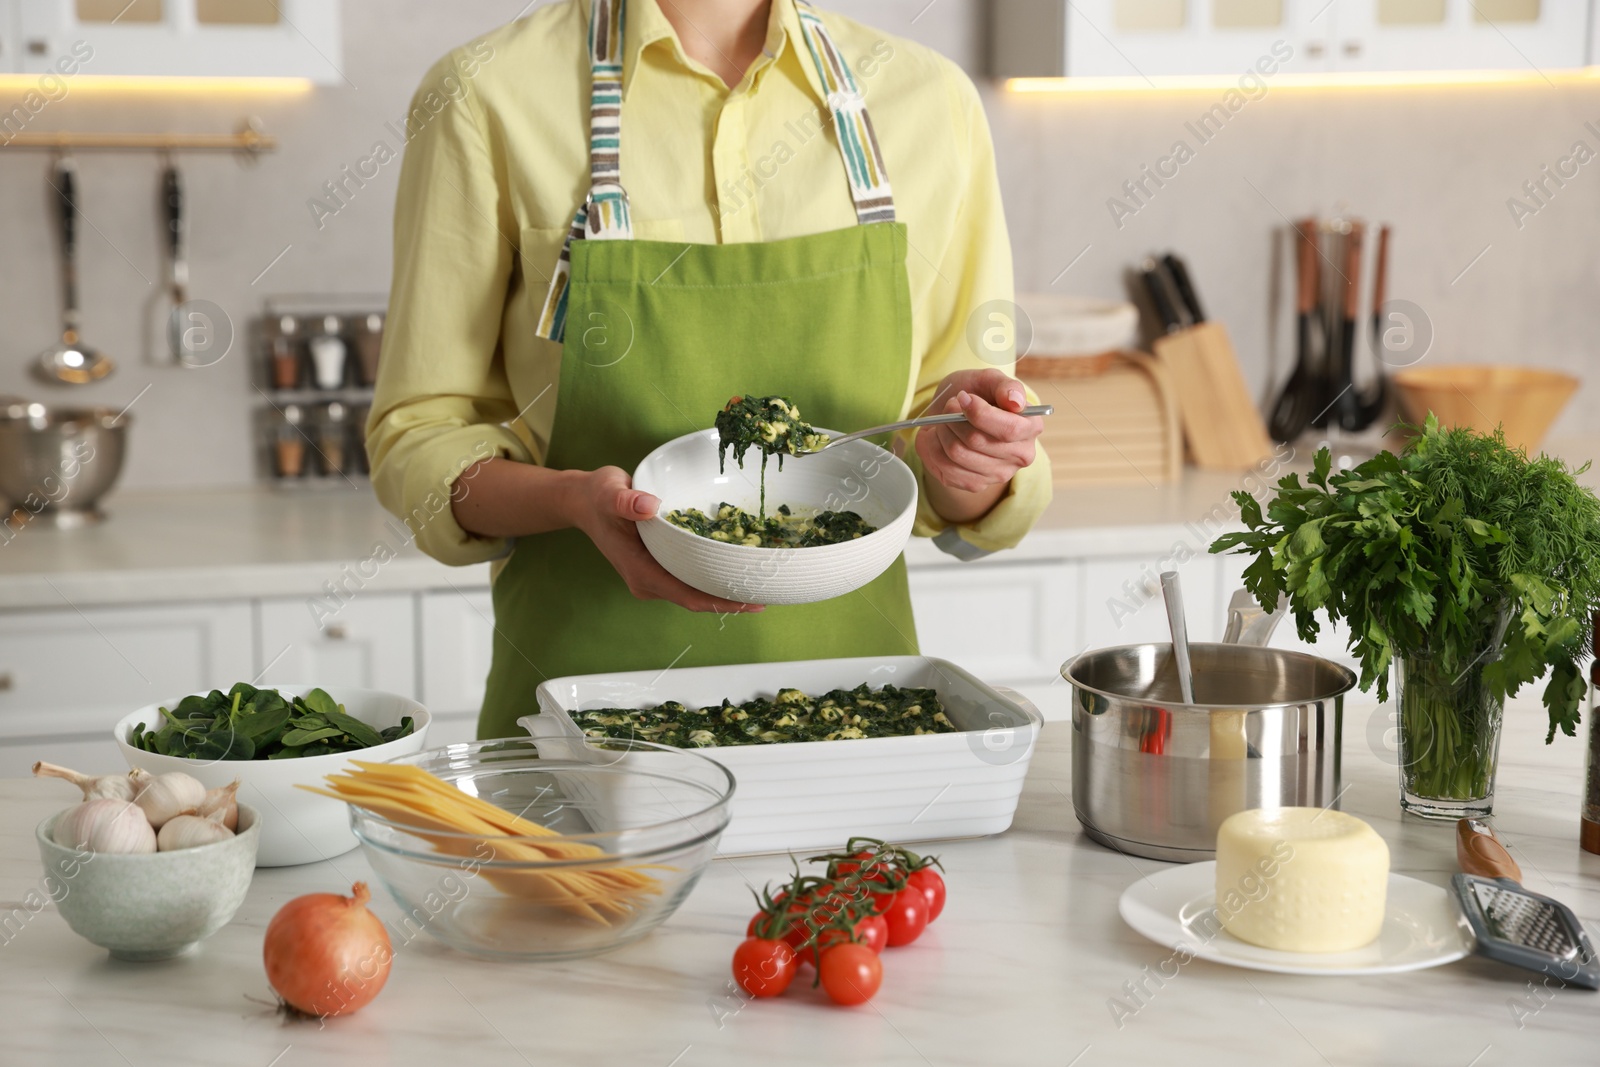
top-left (368, 0), bottom-right (1051, 566)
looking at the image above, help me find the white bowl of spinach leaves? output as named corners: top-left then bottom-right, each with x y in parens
top-left (115, 684), bottom-right (430, 868)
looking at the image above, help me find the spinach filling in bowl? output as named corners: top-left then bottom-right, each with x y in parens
top-left (664, 502), bottom-right (877, 548)
top-left (574, 684), bottom-right (955, 747)
top-left (714, 396), bottom-right (829, 518)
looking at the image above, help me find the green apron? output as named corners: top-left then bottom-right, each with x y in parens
top-left (479, 0), bottom-right (918, 738)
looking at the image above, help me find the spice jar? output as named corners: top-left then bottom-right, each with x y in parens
top-left (1582, 612), bottom-right (1600, 855)
top-left (353, 313), bottom-right (384, 387)
top-left (275, 405), bottom-right (307, 479)
top-left (270, 315), bottom-right (302, 390)
top-left (308, 315), bottom-right (348, 390)
top-left (317, 402), bottom-right (350, 477)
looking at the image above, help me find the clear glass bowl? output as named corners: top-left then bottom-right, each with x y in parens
top-left (350, 736), bottom-right (734, 961)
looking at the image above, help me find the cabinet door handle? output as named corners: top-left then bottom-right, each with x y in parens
top-left (1304, 40), bottom-right (1325, 58)
top-left (0, 671), bottom-right (12, 692)
top-left (27, 38), bottom-right (48, 56)
top-left (1342, 40), bottom-right (1362, 57)
top-left (324, 624), bottom-right (348, 640)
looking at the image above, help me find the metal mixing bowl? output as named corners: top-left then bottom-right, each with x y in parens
top-left (0, 401), bottom-right (129, 528)
top-left (1064, 642), bottom-right (1357, 863)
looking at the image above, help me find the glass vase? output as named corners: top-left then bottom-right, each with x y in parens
top-left (1395, 650), bottom-right (1507, 819)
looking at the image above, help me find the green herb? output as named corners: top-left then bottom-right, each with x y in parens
top-left (1211, 417), bottom-right (1600, 758)
top-left (575, 683), bottom-right (955, 748)
top-left (127, 682), bottom-right (415, 761)
top-left (666, 502), bottom-right (877, 548)
top-left (714, 395), bottom-right (829, 519)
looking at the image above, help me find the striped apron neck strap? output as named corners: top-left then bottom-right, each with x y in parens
top-left (537, 0), bottom-right (635, 342)
top-left (793, 0), bottom-right (895, 225)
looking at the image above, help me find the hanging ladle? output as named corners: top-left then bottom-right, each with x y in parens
top-left (36, 156), bottom-right (113, 385)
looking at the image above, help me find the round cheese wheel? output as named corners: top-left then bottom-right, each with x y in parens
top-left (1214, 807), bottom-right (1390, 954)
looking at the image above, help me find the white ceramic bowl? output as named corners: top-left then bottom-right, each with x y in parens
top-left (37, 804), bottom-right (261, 961)
top-left (114, 686), bottom-right (430, 868)
top-left (632, 429), bottom-right (917, 605)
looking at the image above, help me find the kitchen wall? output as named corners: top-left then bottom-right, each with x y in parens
top-left (0, 0), bottom-right (1591, 494)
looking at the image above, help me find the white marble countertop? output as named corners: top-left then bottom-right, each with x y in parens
top-left (3, 433), bottom-right (1594, 611)
top-left (3, 700), bottom-right (1597, 1066)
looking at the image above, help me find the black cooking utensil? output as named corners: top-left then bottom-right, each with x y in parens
top-left (1140, 258), bottom-right (1185, 335)
top-left (1454, 818), bottom-right (1600, 990)
top-left (1160, 253), bottom-right (1205, 324)
top-left (1268, 219), bottom-right (1322, 442)
top-left (1342, 223), bottom-right (1392, 431)
top-left (1331, 221), bottom-right (1364, 430)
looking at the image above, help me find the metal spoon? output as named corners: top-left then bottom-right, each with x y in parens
top-left (800, 404), bottom-right (1053, 454)
top-left (37, 157), bottom-right (112, 385)
top-left (1160, 570), bottom-right (1196, 705)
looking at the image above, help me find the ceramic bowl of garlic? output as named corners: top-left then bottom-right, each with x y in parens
top-left (34, 770), bottom-right (261, 961)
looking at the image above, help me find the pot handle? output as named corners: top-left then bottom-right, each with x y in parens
top-left (1222, 588), bottom-right (1288, 646)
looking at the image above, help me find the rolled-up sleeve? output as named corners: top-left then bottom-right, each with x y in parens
top-left (366, 53), bottom-right (533, 566)
top-left (898, 60), bottom-right (1052, 558)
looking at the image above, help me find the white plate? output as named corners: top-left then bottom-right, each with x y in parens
top-left (1119, 861), bottom-right (1474, 976)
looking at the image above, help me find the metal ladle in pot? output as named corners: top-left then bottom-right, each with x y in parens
top-left (36, 157), bottom-right (113, 385)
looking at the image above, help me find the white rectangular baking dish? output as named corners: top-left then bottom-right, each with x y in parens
top-left (526, 655), bottom-right (1042, 856)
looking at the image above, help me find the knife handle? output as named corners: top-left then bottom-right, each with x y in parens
top-left (1294, 219), bottom-right (1319, 316)
top-left (1141, 261), bottom-right (1182, 334)
top-left (1160, 253), bottom-right (1205, 324)
top-left (1342, 221), bottom-right (1365, 321)
top-left (1372, 224), bottom-right (1390, 317)
top-left (1457, 818), bottom-right (1523, 883)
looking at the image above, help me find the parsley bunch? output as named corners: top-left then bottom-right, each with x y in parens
top-left (1211, 416), bottom-right (1600, 743)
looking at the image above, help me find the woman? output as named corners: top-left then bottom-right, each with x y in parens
top-left (369, 0), bottom-right (1052, 739)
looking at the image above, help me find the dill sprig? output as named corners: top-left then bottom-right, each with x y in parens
top-left (1211, 415), bottom-right (1600, 743)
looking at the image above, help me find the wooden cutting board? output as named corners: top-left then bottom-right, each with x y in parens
top-left (1151, 322), bottom-right (1274, 470)
top-left (1021, 351), bottom-right (1181, 487)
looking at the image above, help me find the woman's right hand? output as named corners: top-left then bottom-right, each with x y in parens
top-left (571, 466), bottom-right (765, 615)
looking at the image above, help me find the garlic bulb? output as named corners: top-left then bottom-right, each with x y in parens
top-left (53, 799), bottom-right (157, 854)
top-left (196, 779), bottom-right (240, 832)
top-left (32, 761), bottom-right (136, 802)
top-left (130, 770), bottom-right (207, 829)
top-left (157, 807), bottom-right (234, 852)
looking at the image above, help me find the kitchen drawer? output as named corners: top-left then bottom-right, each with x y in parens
top-left (418, 587), bottom-right (495, 744)
top-left (1080, 554), bottom-right (1222, 647)
top-left (256, 593), bottom-right (418, 698)
top-left (908, 559), bottom-right (1079, 684)
top-left (0, 600), bottom-right (254, 764)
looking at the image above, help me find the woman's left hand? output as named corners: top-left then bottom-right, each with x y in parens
top-left (914, 368), bottom-right (1043, 496)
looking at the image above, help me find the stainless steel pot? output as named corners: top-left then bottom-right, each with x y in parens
top-left (1064, 642), bottom-right (1357, 863)
top-left (0, 402), bottom-right (129, 528)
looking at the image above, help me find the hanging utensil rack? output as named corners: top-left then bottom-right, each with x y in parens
top-left (0, 121), bottom-right (275, 155)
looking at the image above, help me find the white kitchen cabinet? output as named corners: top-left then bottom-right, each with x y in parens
top-left (909, 558), bottom-right (1080, 682)
top-left (1078, 552), bottom-right (1223, 646)
top-left (0, 600), bottom-right (253, 775)
top-left (255, 593), bottom-right (417, 699)
top-left (1, 2), bottom-right (21, 73)
top-left (992, 0), bottom-right (1590, 77)
top-left (1334, 0), bottom-right (1587, 72)
top-left (15, 0), bottom-right (342, 82)
top-left (418, 588), bottom-right (496, 747)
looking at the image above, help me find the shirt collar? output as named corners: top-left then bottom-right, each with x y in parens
top-left (614, 0), bottom-right (828, 104)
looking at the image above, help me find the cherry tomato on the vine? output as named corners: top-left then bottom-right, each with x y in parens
top-left (907, 867), bottom-right (946, 923)
top-left (732, 937), bottom-right (797, 998)
top-left (882, 886), bottom-right (930, 947)
top-left (854, 913), bottom-right (889, 955)
top-left (818, 943), bottom-right (882, 1006)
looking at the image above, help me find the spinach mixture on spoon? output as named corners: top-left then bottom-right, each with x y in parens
top-left (665, 395), bottom-right (879, 548)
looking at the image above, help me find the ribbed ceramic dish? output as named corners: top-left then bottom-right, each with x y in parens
top-left (631, 428), bottom-right (917, 605)
top-left (528, 655), bottom-right (1041, 856)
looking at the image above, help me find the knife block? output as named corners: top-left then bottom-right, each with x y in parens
top-left (1151, 322), bottom-right (1275, 470)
